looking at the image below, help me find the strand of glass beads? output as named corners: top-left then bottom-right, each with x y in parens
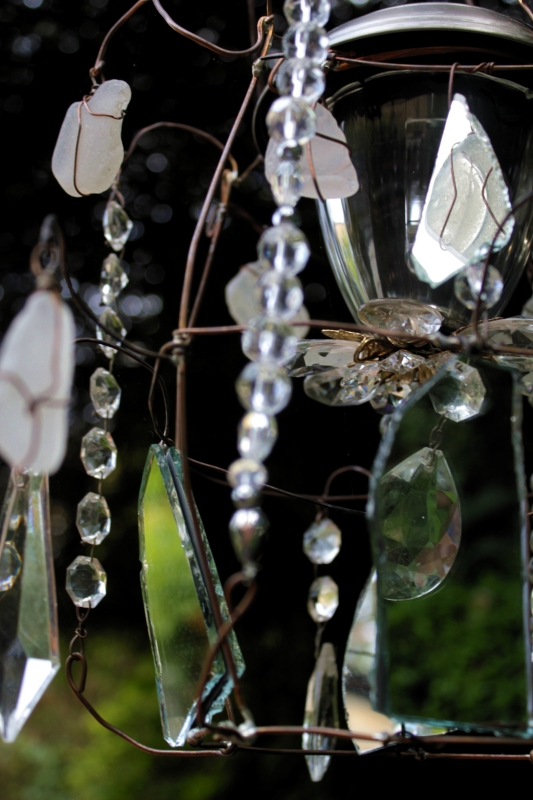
top-left (228, 0), bottom-right (332, 577)
top-left (66, 198), bottom-right (133, 610)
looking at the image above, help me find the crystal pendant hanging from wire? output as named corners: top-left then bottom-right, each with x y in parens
top-left (0, 470), bottom-right (59, 742)
top-left (302, 642), bottom-right (339, 782)
top-left (138, 445), bottom-right (245, 747)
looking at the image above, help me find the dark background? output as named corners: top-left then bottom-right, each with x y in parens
top-left (1, 0), bottom-right (533, 797)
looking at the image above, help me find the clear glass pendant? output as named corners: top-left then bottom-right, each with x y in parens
top-left (0, 471), bottom-right (60, 742)
top-left (139, 445), bottom-right (245, 747)
top-left (302, 642), bottom-right (339, 782)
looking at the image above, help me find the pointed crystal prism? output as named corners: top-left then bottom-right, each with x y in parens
top-left (429, 360), bottom-right (486, 422)
top-left (90, 368), bottom-right (121, 419)
top-left (139, 445), bottom-right (245, 747)
top-left (100, 254), bottom-right (129, 305)
top-left (302, 643), bottom-right (339, 783)
top-left (80, 427), bottom-right (117, 479)
top-left (96, 307), bottom-right (126, 360)
top-left (0, 471), bottom-right (60, 742)
top-left (303, 518), bottom-right (341, 564)
top-left (76, 492), bottom-right (111, 545)
top-left (66, 556), bottom-right (107, 608)
top-left (103, 200), bottom-right (133, 252)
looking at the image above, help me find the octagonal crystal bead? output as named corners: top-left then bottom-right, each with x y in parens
top-left (303, 518), bottom-right (341, 564)
top-left (100, 254), bottom-right (128, 305)
top-left (66, 555), bottom-right (107, 608)
top-left (236, 363), bottom-right (292, 415)
top-left (258, 223), bottom-right (310, 275)
top-left (284, 0), bottom-right (331, 25)
top-left (76, 492), bottom-right (111, 545)
top-left (242, 317), bottom-right (298, 365)
top-left (238, 412), bottom-right (278, 461)
top-left (454, 264), bottom-right (503, 310)
top-left (429, 360), bottom-right (486, 422)
top-left (103, 200), bottom-right (133, 252)
top-left (80, 427), bottom-right (117, 479)
top-left (307, 576), bottom-right (339, 622)
top-left (282, 22), bottom-right (329, 63)
top-left (276, 58), bottom-right (325, 103)
top-left (96, 307), bottom-right (126, 360)
top-left (266, 97), bottom-right (317, 144)
top-left (90, 367), bottom-right (121, 419)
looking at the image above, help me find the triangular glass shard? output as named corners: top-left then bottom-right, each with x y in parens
top-left (138, 445), bottom-right (245, 747)
top-left (0, 470), bottom-right (60, 742)
top-left (411, 93), bottom-right (514, 287)
top-left (370, 356), bottom-right (532, 734)
top-left (302, 642), bottom-right (339, 782)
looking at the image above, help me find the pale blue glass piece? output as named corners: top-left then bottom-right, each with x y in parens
top-left (138, 445), bottom-right (245, 747)
top-left (0, 471), bottom-right (60, 742)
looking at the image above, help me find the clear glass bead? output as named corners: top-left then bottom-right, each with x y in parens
top-left (242, 316), bottom-right (298, 365)
top-left (103, 200), bottom-right (133, 252)
top-left (282, 22), bottom-right (329, 63)
top-left (276, 141), bottom-right (303, 162)
top-left (272, 206), bottom-right (301, 227)
top-left (266, 97), bottom-right (317, 145)
top-left (236, 362), bottom-right (292, 415)
top-left (307, 575), bottom-right (339, 622)
top-left (76, 492), bottom-right (111, 545)
top-left (100, 254), bottom-right (129, 305)
top-left (0, 541), bottom-right (21, 593)
top-left (454, 264), bottom-right (504, 310)
top-left (271, 160), bottom-right (304, 208)
top-left (238, 412), bottom-right (278, 461)
top-left (303, 518), bottom-right (341, 564)
top-left (258, 223), bottom-right (310, 275)
top-left (284, 0), bottom-right (331, 27)
top-left (66, 555), bottom-right (107, 609)
top-left (228, 458), bottom-right (268, 506)
top-left (276, 58), bottom-right (326, 103)
top-left (96, 307), bottom-right (126, 360)
top-left (90, 367), bottom-right (121, 419)
top-left (80, 427), bottom-right (117, 479)
top-left (256, 271), bottom-right (303, 320)
top-left (229, 507), bottom-right (269, 568)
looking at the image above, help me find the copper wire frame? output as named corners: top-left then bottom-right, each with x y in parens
top-left (55, 0), bottom-right (533, 763)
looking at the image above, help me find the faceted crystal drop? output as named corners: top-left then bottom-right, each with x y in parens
top-left (139, 445), bottom-right (245, 746)
top-left (271, 160), bottom-right (304, 207)
top-left (378, 447), bottom-right (461, 600)
top-left (96, 307), bottom-right (127, 359)
top-left (236, 363), bottom-right (292, 415)
top-left (76, 492), bottom-right (111, 545)
top-left (267, 97), bottom-right (317, 145)
top-left (454, 264), bottom-right (504, 310)
top-left (303, 518), bottom-right (341, 564)
top-left (307, 576), bottom-right (339, 622)
top-left (286, 340), bottom-right (356, 377)
top-left (103, 200), bottom-right (134, 252)
top-left (379, 350), bottom-right (425, 374)
top-left (238, 412), bottom-right (278, 462)
top-left (284, 0), bottom-right (331, 25)
top-left (358, 299), bottom-right (443, 338)
top-left (100, 254), bottom-right (129, 304)
top-left (242, 317), bottom-right (298, 365)
top-left (258, 223), bottom-right (310, 276)
top-left (302, 642), bottom-right (339, 783)
top-left (429, 360), bottom-right (486, 422)
top-left (304, 364), bottom-right (379, 407)
top-left (90, 367), bottom-right (121, 419)
top-left (256, 271), bottom-right (303, 321)
top-left (228, 459), bottom-right (268, 506)
top-left (66, 555), bottom-right (107, 608)
top-left (229, 507), bottom-right (269, 567)
top-left (80, 427), bottom-right (117, 479)
top-left (276, 58), bottom-right (326, 103)
top-left (0, 471), bottom-right (60, 742)
top-left (282, 22), bottom-right (329, 63)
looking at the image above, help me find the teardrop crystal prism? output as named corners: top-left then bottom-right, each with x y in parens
top-left (378, 447), bottom-right (461, 601)
top-left (302, 642), bottom-right (339, 783)
top-left (103, 200), bottom-right (134, 252)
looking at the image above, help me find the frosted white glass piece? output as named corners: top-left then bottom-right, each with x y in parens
top-left (52, 80), bottom-right (131, 198)
top-left (265, 105), bottom-right (359, 200)
top-left (0, 291), bottom-right (75, 474)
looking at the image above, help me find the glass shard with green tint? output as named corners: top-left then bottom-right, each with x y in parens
top-left (370, 357), bottom-right (531, 734)
top-left (0, 470), bottom-right (60, 742)
top-left (139, 445), bottom-right (244, 747)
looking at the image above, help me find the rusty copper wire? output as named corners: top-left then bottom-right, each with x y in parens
top-left (267, 57), bottom-right (284, 92)
top-left (447, 61), bottom-right (460, 108)
top-left (90, 0), bottom-right (150, 81)
top-left (519, 0), bottom-right (533, 24)
top-left (331, 49), bottom-right (533, 73)
top-left (439, 143), bottom-right (459, 248)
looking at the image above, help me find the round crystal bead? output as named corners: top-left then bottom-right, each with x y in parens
top-left (258, 223), bottom-right (310, 275)
top-left (238, 412), bottom-right (278, 461)
top-left (229, 507), bottom-right (269, 567)
top-left (66, 555), bottom-right (107, 609)
top-left (242, 316), bottom-right (298, 365)
top-left (276, 58), bottom-right (325, 103)
top-left (272, 206), bottom-right (301, 227)
top-left (282, 22), bottom-right (329, 63)
top-left (256, 272), bottom-right (303, 320)
top-left (284, 0), bottom-right (331, 26)
top-left (228, 458), bottom-right (268, 506)
top-left (454, 264), bottom-right (503, 310)
top-left (76, 492), bottom-right (111, 545)
top-left (276, 141), bottom-right (303, 162)
top-left (307, 575), bottom-right (339, 622)
top-left (80, 427), bottom-right (117, 479)
top-left (0, 541), bottom-right (21, 592)
top-left (266, 97), bottom-right (317, 145)
top-left (271, 160), bottom-right (304, 208)
top-left (90, 367), bottom-right (121, 419)
top-left (236, 362), bottom-right (292, 415)
top-left (303, 518), bottom-right (341, 564)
